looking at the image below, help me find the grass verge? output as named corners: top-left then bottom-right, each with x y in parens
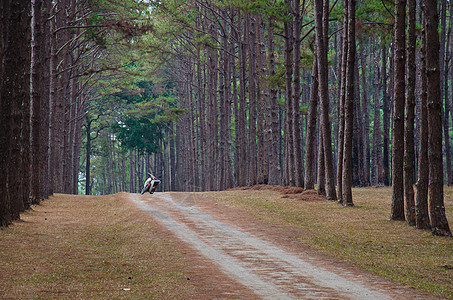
top-left (201, 186), bottom-right (453, 299)
top-left (0, 193), bottom-right (195, 299)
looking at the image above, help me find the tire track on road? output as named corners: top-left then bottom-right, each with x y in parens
top-left (131, 193), bottom-right (392, 299)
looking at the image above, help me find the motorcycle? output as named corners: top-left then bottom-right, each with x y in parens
top-left (141, 173), bottom-right (161, 194)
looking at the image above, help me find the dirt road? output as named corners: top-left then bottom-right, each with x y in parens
top-left (131, 192), bottom-right (436, 299)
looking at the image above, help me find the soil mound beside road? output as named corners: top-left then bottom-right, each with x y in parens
top-left (230, 184), bottom-right (324, 201)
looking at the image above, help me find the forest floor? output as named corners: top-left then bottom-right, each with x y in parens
top-left (0, 186), bottom-right (451, 299)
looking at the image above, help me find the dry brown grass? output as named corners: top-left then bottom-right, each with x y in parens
top-left (0, 193), bottom-right (195, 299)
top-left (1, 188), bottom-right (451, 299)
top-left (204, 186), bottom-right (453, 299)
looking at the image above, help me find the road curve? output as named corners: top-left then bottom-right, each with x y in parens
top-left (130, 192), bottom-right (429, 300)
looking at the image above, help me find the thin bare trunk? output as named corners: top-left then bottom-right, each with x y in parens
top-left (305, 58), bottom-right (319, 190)
top-left (405, 0), bottom-right (416, 225)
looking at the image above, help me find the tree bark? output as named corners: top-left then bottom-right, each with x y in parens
top-left (267, 17), bottom-right (281, 185)
top-left (31, 0), bottom-right (44, 203)
top-left (39, 0), bottom-right (51, 199)
top-left (305, 58), bottom-right (319, 190)
top-left (336, 1), bottom-right (348, 200)
top-left (371, 38), bottom-right (382, 186)
top-left (85, 117), bottom-right (92, 195)
top-left (206, 20), bottom-right (218, 190)
top-left (292, 0), bottom-right (304, 188)
top-left (0, 0), bottom-right (12, 226)
top-left (342, 0), bottom-right (355, 206)
top-left (283, 1), bottom-right (294, 186)
top-left (352, 58), bottom-right (363, 186)
top-left (317, 127), bottom-right (326, 195)
top-left (439, 0), bottom-right (452, 186)
top-left (237, 12), bottom-right (248, 186)
top-left (415, 15), bottom-right (431, 230)
top-left (391, 0), bottom-right (406, 221)
top-left (1, 0), bottom-right (31, 223)
top-left (382, 44), bottom-right (391, 186)
top-left (314, 0), bottom-right (336, 200)
top-left (424, 0), bottom-right (452, 236)
top-left (256, 13), bottom-right (268, 185)
top-left (404, 0), bottom-right (416, 225)
top-left (247, 13), bottom-right (257, 186)
top-left (359, 38), bottom-right (370, 186)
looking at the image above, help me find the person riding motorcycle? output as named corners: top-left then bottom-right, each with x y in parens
top-left (141, 173), bottom-right (161, 194)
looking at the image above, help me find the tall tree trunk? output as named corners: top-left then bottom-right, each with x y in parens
top-left (336, 1), bottom-right (348, 200)
top-left (449, 1), bottom-right (453, 187)
top-left (73, 85), bottom-right (83, 194)
top-left (0, 0), bottom-right (12, 226)
top-left (232, 20), bottom-right (240, 188)
top-left (53, 1), bottom-right (68, 193)
top-left (48, 2), bottom-right (59, 195)
top-left (31, 0), bottom-right (44, 204)
top-left (129, 149), bottom-right (133, 193)
top-left (237, 12), bottom-right (248, 186)
top-left (314, 0), bottom-right (337, 200)
top-left (317, 127), bottom-right (326, 195)
top-left (85, 117), bottom-right (92, 195)
top-left (371, 38), bottom-right (382, 186)
top-left (247, 13), bottom-right (257, 186)
top-left (342, 0), bottom-right (355, 206)
top-left (444, 31), bottom-right (453, 185)
top-left (382, 44), bottom-right (391, 186)
top-left (40, 0), bottom-right (51, 198)
top-left (206, 20), bottom-right (218, 190)
top-left (439, 0), bottom-right (452, 186)
top-left (391, 0), bottom-right (406, 221)
top-left (20, 0), bottom-right (32, 211)
top-left (415, 15), bottom-right (431, 230)
top-left (404, 0), bottom-right (416, 225)
top-left (224, 20), bottom-right (234, 189)
top-left (170, 123), bottom-right (177, 191)
top-left (196, 47), bottom-right (207, 191)
top-left (359, 38), bottom-right (370, 186)
top-left (305, 58), bottom-right (319, 190)
top-left (292, 0), bottom-right (304, 188)
top-left (352, 58), bottom-right (364, 186)
top-left (283, 2), bottom-right (294, 186)
top-left (424, 0), bottom-right (452, 236)
top-left (218, 35), bottom-right (227, 190)
top-left (256, 13), bottom-right (268, 185)
top-left (267, 17), bottom-right (281, 185)
top-left (6, 0), bottom-right (31, 220)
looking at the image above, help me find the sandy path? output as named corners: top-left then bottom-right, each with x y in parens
top-left (130, 192), bottom-right (435, 300)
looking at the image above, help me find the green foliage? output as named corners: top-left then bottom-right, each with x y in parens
top-left (193, 33), bottom-right (218, 49)
top-left (112, 116), bottom-right (162, 154)
top-left (266, 64), bottom-right (286, 91)
top-left (301, 47), bottom-right (314, 69)
top-left (300, 103), bottom-right (309, 115)
top-left (108, 78), bottom-right (186, 154)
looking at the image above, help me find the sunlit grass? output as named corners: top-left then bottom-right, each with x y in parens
top-left (201, 186), bottom-right (453, 299)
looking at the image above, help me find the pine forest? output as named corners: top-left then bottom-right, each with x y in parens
top-left (1, 0), bottom-right (452, 236)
